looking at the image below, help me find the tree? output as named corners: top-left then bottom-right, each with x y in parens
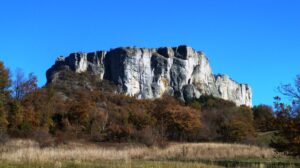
top-left (271, 75), bottom-right (300, 156)
top-left (278, 75), bottom-right (300, 105)
top-left (7, 100), bottom-right (23, 130)
top-left (13, 69), bottom-right (25, 100)
top-left (219, 106), bottom-right (256, 142)
top-left (0, 62), bottom-right (11, 93)
top-left (188, 96), bottom-right (256, 142)
top-left (0, 61), bottom-right (11, 131)
top-left (220, 119), bottom-right (253, 142)
top-left (89, 104), bottom-right (108, 137)
top-left (35, 86), bottom-right (55, 129)
top-left (13, 69), bottom-right (38, 100)
top-left (67, 93), bottom-right (94, 136)
top-left (128, 108), bottom-right (154, 130)
top-left (252, 105), bottom-right (275, 132)
top-left (152, 97), bottom-right (202, 141)
top-left (16, 72), bottom-right (40, 130)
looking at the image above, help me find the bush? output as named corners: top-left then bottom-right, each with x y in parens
top-left (128, 110), bottom-right (154, 130)
top-left (105, 124), bottom-right (133, 142)
top-left (133, 127), bottom-right (158, 147)
top-left (253, 105), bottom-right (275, 132)
top-left (53, 130), bottom-right (76, 145)
top-left (0, 131), bottom-right (9, 145)
top-left (14, 122), bottom-right (33, 137)
top-left (33, 130), bottom-right (54, 148)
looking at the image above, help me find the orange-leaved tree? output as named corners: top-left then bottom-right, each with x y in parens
top-left (152, 97), bottom-right (201, 141)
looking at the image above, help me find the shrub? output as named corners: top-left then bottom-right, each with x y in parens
top-left (33, 130), bottom-right (54, 148)
top-left (128, 110), bottom-right (154, 130)
top-left (19, 122), bottom-right (31, 131)
top-left (133, 127), bottom-right (158, 147)
top-left (0, 131), bottom-right (9, 145)
top-left (53, 130), bottom-right (75, 145)
top-left (106, 124), bottom-right (133, 142)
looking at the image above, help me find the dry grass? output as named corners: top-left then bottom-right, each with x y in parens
top-left (0, 139), bottom-right (278, 163)
top-left (0, 161), bottom-right (221, 168)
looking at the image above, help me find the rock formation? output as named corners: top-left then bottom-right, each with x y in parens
top-left (46, 45), bottom-right (252, 106)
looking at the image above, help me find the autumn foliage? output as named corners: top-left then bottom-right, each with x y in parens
top-left (187, 96), bottom-right (256, 143)
top-left (0, 60), bottom-right (291, 151)
top-left (271, 96), bottom-right (300, 156)
top-left (152, 97), bottom-right (202, 141)
top-left (252, 105), bottom-right (275, 132)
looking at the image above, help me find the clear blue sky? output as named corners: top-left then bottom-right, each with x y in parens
top-left (0, 0), bottom-right (299, 106)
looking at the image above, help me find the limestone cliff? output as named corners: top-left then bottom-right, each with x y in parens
top-left (46, 45), bottom-right (252, 106)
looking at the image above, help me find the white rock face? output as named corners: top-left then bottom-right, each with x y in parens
top-left (215, 75), bottom-right (252, 106)
top-left (47, 45), bottom-right (252, 106)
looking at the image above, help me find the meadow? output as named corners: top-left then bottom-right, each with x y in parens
top-left (1, 139), bottom-right (298, 168)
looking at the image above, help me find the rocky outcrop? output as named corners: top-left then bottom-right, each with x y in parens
top-left (46, 45), bottom-right (252, 106)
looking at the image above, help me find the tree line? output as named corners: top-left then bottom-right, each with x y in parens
top-left (0, 60), bottom-right (299, 156)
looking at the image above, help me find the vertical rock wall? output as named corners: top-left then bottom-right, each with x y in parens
top-left (46, 45), bottom-right (252, 106)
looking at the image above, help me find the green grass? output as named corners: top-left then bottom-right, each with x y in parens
top-left (0, 161), bottom-right (220, 168)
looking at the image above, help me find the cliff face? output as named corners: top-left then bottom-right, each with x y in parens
top-left (46, 45), bottom-right (252, 106)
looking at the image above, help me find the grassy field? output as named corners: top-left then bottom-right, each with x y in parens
top-left (0, 161), bottom-right (220, 168)
top-left (0, 139), bottom-right (298, 168)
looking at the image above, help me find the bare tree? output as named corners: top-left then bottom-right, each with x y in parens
top-left (13, 69), bottom-right (25, 100)
top-left (13, 69), bottom-right (38, 100)
top-left (272, 74), bottom-right (300, 156)
top-left (278, 75), bottom-right (300, 104)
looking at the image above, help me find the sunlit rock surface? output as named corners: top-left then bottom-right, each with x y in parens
top-left (47, 45), bottom-right (252, 106)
